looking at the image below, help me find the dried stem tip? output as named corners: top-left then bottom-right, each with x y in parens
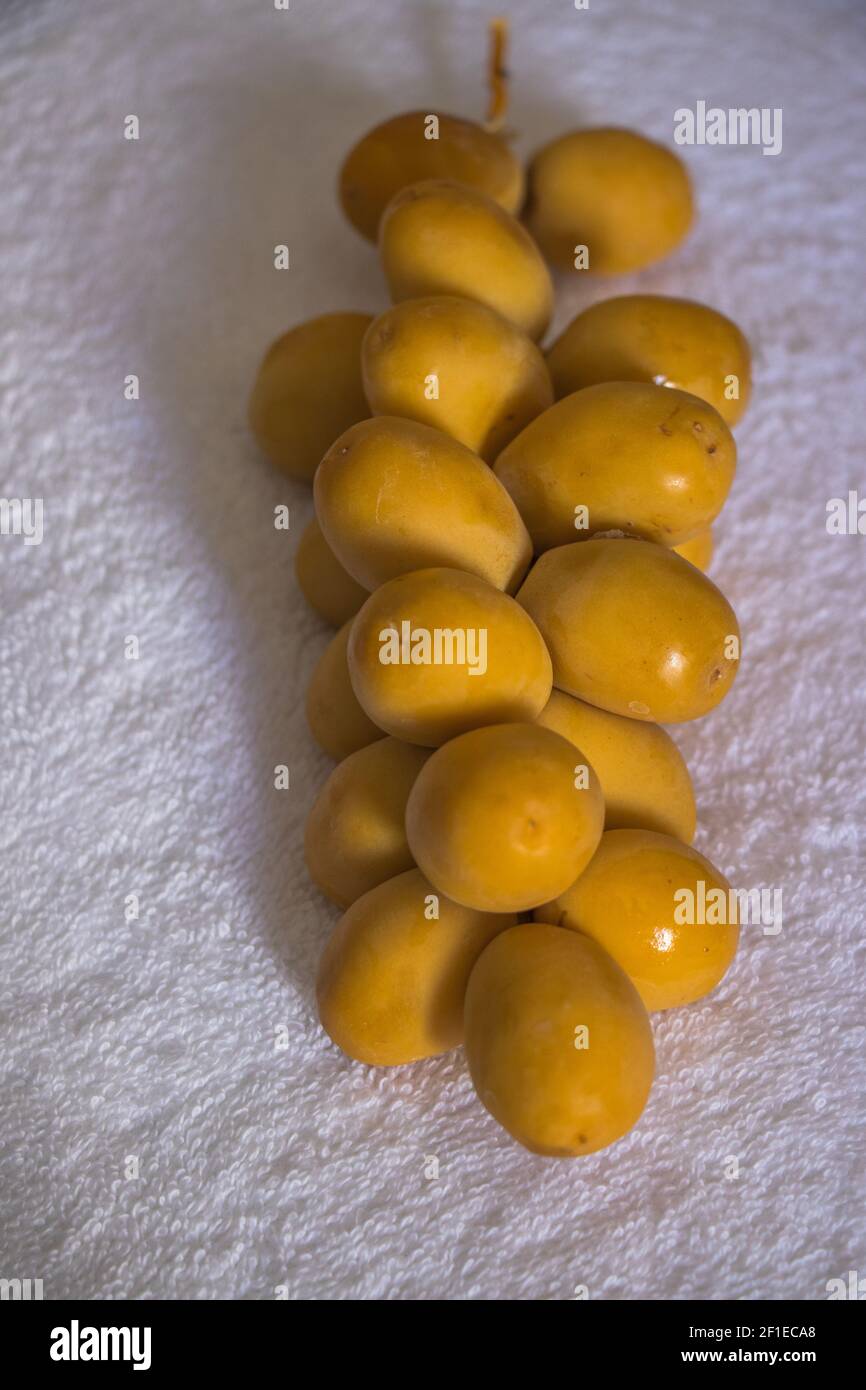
top-left (484, 18), bottom-right (510, 133)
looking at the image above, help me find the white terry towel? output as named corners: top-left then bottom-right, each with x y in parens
top-left (0, 0), bottom-right (863, 1299)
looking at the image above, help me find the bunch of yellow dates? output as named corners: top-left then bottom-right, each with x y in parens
top-left (248, 83), bottom-right (751, 1158)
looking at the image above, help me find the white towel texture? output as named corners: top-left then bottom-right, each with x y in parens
top-left (1, 0), bottom-right (864, 1299)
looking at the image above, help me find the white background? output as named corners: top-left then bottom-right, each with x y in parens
top-left (1, 0), bottom-right (864, 1300)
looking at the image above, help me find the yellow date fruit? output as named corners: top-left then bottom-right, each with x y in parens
top-left (361, 296), bottom-right (553, 462)
top-left (339, 111), bottom-right (524, 242)
top-left (248, 312), bottom-right (372, 480)
top-left (494, 382), bottom-right (736, 551)
top-left (304, 737), bottom-right (430, 909)
top-left (295, 516), bottom-right (367, 627)
top-left (348, 567), bottom-right (552, 746)
top-left (464, 922), bottom-right (655, 1156)
top-left (538, 829), bottom-right (739, 1011)
top-left (405, 723), bottom-right (603, 911)
top-left (517, 538), bottom-right (740, 723)
top-left (306, 619), bottom-right (384, 761)
top-left (525, 127), bottom-right (693, 273)
top-left (547, 294), bottom-right (752, 426)
top-left (380, 180), bottom-right (553, 340)
top-left (673, 528), bottom-right (714, 571)
top-left (537, 690), bottom-right (696, 842)
top-left (317, 868), bottom-right (516, 1065)
top-left (315, 417), bottom-right (531, 594)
